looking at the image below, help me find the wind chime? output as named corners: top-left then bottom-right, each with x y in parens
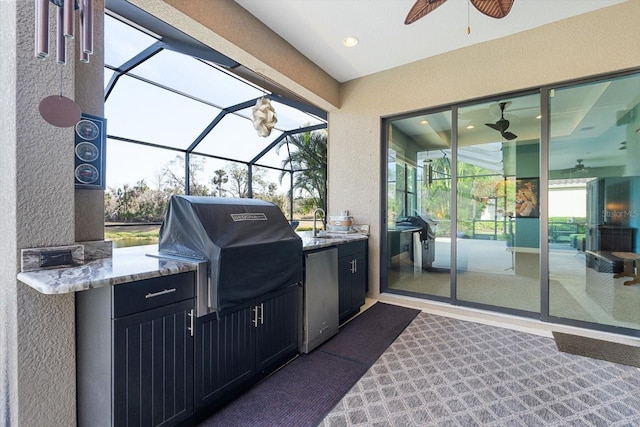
top-left (35, 0), bottom-right (94, 127)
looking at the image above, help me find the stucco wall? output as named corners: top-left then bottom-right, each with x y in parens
top-left (329, 0), bottom-right (640, 296)
top-left (0, 1), bottom-right (105, 424)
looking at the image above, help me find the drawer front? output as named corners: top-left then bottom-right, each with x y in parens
top-left (338, 239), bottom-right (367, 257)
top-left (113, 272), bottom-right (195, 318)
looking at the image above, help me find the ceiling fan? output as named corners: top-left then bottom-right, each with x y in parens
top-left (485, 102), bottom-right (517, 140)
top-left (405, 0), bottom-right (515, 25)
top-left (558, 159), bottom-right (590, 176)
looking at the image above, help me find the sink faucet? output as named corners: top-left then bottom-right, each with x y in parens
top-left (313, 208), bottom-right (325, 237)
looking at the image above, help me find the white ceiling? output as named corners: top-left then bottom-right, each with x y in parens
top-left (234, 0), bottom-right (626, 83)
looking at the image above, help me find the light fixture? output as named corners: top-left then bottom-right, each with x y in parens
top-left (343, 36), bottom-right (359, 47)
top-left (251, 72), bottom-right (277, 138)
top-left (420, 120), bottom-right (429, 125)
top-left (536, 114), bottom-right (542, 119)
top-left (252, 97), bottom-right (278, 137)
top-left (466, 124), bottom-right (474, 129)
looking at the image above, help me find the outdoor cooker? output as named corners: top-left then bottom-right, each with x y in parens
top-left (157, 195), bottom-right (302, 317)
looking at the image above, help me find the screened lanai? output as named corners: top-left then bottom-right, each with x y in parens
top-left (102, 6), bottom-right (327, 237)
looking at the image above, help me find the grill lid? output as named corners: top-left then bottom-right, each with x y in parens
top-left (158, 195), bottom-right (302, 312)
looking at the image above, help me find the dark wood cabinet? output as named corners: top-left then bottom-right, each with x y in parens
top-left (77, 272), bottom-right (196, 427)
top-left (113, 299), bottom-right (194, 427)
top-left (338, 239), bottom-right (368, 325)
top-left (194, 284), bottom-right (300, 409)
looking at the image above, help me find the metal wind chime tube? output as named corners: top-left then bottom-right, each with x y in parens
top-left (80, 0), bottom-right (94, 62)
top-left (35, 0), bottom-right (49, 59)
top-left (56, 4), bottom-right (66, 63)
top-left (35, 0), bottom-right (94, 64)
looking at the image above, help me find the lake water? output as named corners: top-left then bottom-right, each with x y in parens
top-left (112, 238), bottom-right (158, 248)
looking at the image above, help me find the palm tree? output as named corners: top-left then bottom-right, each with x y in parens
top-left (277, 130), bottom-right (327, 213)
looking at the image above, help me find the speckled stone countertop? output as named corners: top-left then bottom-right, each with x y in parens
top-left (17, 233), bottom-right (368, 295)
top-left (17, 245), bottom-right (199, 295)
top-left (297, 230), bottom-right (368, 250)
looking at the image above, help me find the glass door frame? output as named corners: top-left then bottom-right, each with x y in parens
top-left (381, 68), bottom-right (640, 337)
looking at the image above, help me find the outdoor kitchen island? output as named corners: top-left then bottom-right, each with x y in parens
top-left (17, 231), bottom-right (367, 427)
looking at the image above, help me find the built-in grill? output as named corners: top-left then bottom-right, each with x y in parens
top-left (158, 195), bottom-right (303, 316)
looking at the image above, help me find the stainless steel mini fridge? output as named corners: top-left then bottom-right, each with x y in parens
top-left (300, 247), bottom-right (339, 353)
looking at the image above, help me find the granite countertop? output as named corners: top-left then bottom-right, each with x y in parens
top-left (17, 245), bottom-right (199, 295)
top-left (17, 232), bottom-right (368, 295)
top-left (297, 230), bottom-right (368, 250)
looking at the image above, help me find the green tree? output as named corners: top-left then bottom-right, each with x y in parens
top-left (277, 130), bottom-right (327, 214)
top-left (211, 169), bottom-right (228, 197)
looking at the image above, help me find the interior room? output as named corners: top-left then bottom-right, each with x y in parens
top-left (2, 0), bottom-right (640, 425)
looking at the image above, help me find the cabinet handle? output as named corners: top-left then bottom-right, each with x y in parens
top-left (350, 259), bottom-right (356, 274)
top-left (187, 309), bottom-right (194, 337)
top-left (145, 288), bottom-right (176, 299)
top-left (259, 303), bottom-right (264, 325)
top-left (252, 306), bottom-right (259, 328)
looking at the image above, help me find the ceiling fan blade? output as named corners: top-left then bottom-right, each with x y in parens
top-left (485, 122), bottom-right (502, 132)
top-left (501, 131), bottom-right (517, 140)
top-left (405, 0), bottom-right (448, 25)
top-left (470, 0), bottom-right (514, 19)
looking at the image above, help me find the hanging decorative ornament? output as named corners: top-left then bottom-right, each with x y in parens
top-left (252, 97), bottom-right (278, 138)
top-left (39, 94), bottom-right (81, 127)
top-left (35, 0), bottom-right (93, 127)
top-left (39, 68), bottom-right (81, 127)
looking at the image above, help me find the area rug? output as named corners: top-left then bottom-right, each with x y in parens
top-left (553, 331), bottom-right (640, 368)
top-left (198, 302), bottom-right (420, 426)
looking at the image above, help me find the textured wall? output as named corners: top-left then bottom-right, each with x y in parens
top-left (74, 0), bottom-right (105, 243)
top-left (2, 1), bottom-right (79, 425)
top-left (329, 0), bottom-right (640, 296)
top-left (0, 2), bottom-right (19, 425)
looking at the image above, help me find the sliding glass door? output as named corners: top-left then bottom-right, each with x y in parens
top-left (383, 69), bottom-right (640, 335)
top-left (548, 72), bottom-right (640, 331)
top-left (386, 111), bottom-right (452, 301)
top-left (456, 94), bottom-right (541, 313)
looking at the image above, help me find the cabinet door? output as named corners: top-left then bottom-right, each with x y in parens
top-left (338, 255), bottom-right (354, 323)
top-left (352, 252), bottom-right (367, 309)
top-left (194, 301), bottom-right (255, 408)
top-left (255, 285), bottom-right (299, 374)
top-left (338, 244), bottom-right (368, 325)
top-left (113, 299), bottom-right (194, 427)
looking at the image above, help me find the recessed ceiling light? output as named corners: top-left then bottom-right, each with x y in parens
top-left (536, 114), bottom-right (542, 119)
top-left (343, 36), bottom-right (359, 47)
top-left (466, 125), bottom-right (474, 129)
top-left (420, 120), bottom-right (429, 125)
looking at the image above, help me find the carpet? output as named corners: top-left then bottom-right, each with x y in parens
top-left (319, 302), bottom-right (422, 365)
top-left (198, 302), bottom-right (420, 426)
top-left (320, 312), bottom-right (640, 426)
top-left (553, 331), bottom-right (640, 368)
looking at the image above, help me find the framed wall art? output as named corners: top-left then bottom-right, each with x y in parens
top-left (515, 177), bottom-right (539, 218)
